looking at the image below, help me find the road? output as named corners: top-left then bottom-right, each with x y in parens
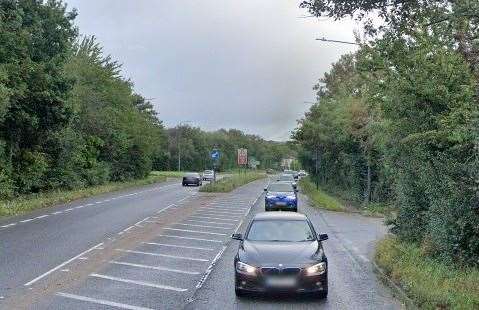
top-left (0, 177), bottom-right (402, 310)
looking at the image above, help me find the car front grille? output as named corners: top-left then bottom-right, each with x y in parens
top-left (261, 267), bottom-right (301, 276)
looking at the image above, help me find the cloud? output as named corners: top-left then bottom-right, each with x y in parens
top-left (66, 0), bottom-right (358, 141)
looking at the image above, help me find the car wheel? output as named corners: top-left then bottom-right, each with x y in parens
top-left (235, 287), bottom-right (246, 297)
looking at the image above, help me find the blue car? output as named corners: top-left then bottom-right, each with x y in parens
top-left (264, 182), bottom-right (298, 212)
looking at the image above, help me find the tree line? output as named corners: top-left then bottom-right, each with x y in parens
top-left (0, 1), bottom-right (290, 200)
top-left (295, 0), bottom-right (479, 266)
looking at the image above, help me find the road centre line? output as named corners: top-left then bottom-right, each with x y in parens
top-left (116, 249), bottom-right (209, 262)
top-left (190, 216), bottom-right (238, 222)
top-left (158, 234), bottom-right (222, 243)
top-left (56, 292), bottom-right (154, 310)
top-left (175, 223), bottom-right (231, 230)
top-left (90, 273), bottom-right (187, 292)
top-left (25, 242), bottom-right (104, 286)
top-left (110, 261), bottom-right (200, 275)
top-left (164, 228), bottom-right (227, 236)
top-left (184, 219), bottom-right (236, 226)
top-left (142, 242), bottom-right (214, 251)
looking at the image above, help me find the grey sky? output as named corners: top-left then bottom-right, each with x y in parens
top-left (65, 0), bottom-right (357, 141)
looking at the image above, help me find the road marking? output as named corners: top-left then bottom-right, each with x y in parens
top-left (184, 219), bottom-right (236, 226)
top-left (195, 245), bottom-right (227, 290)
top-left (86, 203), bottom-right (94, 206)
top-left (1, 223), bottom-right (17, 228)
top-left (142, 242), bottom-right (214, 251)
top-left (358, 254), bottom-right (370, 262)
top-left (198, 210), bottom-right (244, 215)
top-left (190, 216), bottom-right (238, 222)
top-left (196, 212), bottom-right (241, 219)
top-left (198, 207), bottom-right (246, 213)
top-left (157, 234), bottom-right (222, 243)
top-left (52, 211), bottom-right (63, 215)
top-left (20, 218), bottom-right (34, 223)
top-left (174, 223), bottom-right (231, 230)
top-left (156, 204), bottom-right (176, 214)
top-left (35, 215), bottom-right (49, 219)
top-left (74, 205), bottom-right (85, 209)
top-left (24, 242), bottom-right (104, 286)
top-left (90, 273), bottom-right (188, 292)
top-left (116, 249), bottom-right (209, 262)
top-left (110, 261), bottom-right (200, 275)
top-left (164, 228), bottom-right (226, 236)
top-left (56, 292), bottom-right (154, 310)
top-left (134, 217), bottom-right (150, 227)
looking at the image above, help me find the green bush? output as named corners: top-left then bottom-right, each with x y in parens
top-left (299, 177), bottom-right (345, 212)
top-left (200, 172), bottom-right (265, 193)
top-left (376, 237), bottom-right (479, 309)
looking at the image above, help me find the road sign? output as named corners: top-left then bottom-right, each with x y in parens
top-left (211, 149), bottom-right (220, 160)
top-left (237, 148), bottom-right (248, 165)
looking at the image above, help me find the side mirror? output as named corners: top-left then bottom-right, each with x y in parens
top-left (294, 188), bottom-right (299, 193)
top-left (318, 233), bottom-right (328, 242)
top-left (232, 233), bottom-right (243, 241)
top-left (263, 188), bottom-right (267, 192)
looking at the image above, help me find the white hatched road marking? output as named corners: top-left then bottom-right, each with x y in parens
top-left (184, 219), bottom-right (236, 226)
top-left (142, 242), bottom-right (214, 251)
top-left (110, 261), bottom-right (200, 275)
top-left (56, 292), bottom-right (154, 310)
top-left (164, 228), bottom-right (227, 236)
top-left (90, 273), bottom-right (187, 292)
top-left (157, 234), bottom-right (222, 243)
top-left (198, 207), bottom-right (246, 213)
top-left (116, 249), bottom-right (209, 262)
top-left (174, 223), bottom-right (231, 230)
top-left (189, 216), bottom-right (238, 222)
top-left (25, 242), bottom-right (104, 286)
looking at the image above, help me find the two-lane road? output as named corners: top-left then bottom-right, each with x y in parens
top-left (0, 177), bottom-right (402, 309)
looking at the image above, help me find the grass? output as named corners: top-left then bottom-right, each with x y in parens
top-left (299, 177), bottom-right (346, 212)
top-left (200, 172), bottom-right (266, 193)
top-left (152, 171), bottom-right (186, 178)
top-left (361, 202), bottom-right (396, 217)
top-left (375, 237), bottom-right (479, 309)
top-left (0, 172), bottom-right (167, 218)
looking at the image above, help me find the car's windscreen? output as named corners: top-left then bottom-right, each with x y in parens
top-left (268, 183), bottom-right (293, 192)
top-left (185, 173), bottom-right (199, 177)
top-left (278, 175), bottom-right (294, 181)
top-left (204, 170), bottom-right (213, 174)
top-left (247, 220), bottom-right (315, 242)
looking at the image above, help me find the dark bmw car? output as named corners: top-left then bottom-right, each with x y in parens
top-left (182, 172), bottom-right (202, 186)
top-left (232, 212), bottom-right (328, 298)
top-left (264, 182), bottom-right (298, 212)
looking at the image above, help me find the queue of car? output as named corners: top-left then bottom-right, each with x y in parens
top-left (232, 169), bottom-right (329, 299)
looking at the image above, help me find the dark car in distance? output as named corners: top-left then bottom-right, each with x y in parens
top-left (277, 174), bottom-right (297, 189)
top-left (182, 172), bottom-right (202, 186)
top-left (232, 212), bottom-right (328, 298)
top-left (264, 182), bottom-right (298, 212)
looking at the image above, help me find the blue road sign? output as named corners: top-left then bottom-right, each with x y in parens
top-left (211, 150), bottom-right (220, 160)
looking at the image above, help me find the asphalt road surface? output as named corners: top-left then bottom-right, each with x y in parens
top-left (0, 177), bottom-right (402, 310)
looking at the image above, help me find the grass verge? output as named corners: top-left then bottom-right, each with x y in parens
top-left (200, 172), bottom-right (266, 193)
top-left (152, 171), bottom-right (186, 178)
top-left (375, 237), bottom-right (479, 309)
top-left (0, 172), bottom-right (167, 218)
top-left (299, 177), bottom-right (346, 212)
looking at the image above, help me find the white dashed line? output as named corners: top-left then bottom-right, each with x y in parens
top-left (35, 215), bottom-right (49, 219)
top-left (20, 218), bottom-right (34, 223)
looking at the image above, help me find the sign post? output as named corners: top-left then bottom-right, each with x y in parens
top-left (211, 149), bottom-right (220, 181)
top-left (237, 148), bottom-right (248, 173)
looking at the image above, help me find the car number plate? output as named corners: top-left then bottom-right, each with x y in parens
top-left (266, 277), bottom-right (296, 287)
top-left (276, 201), bottom-right (287, 206)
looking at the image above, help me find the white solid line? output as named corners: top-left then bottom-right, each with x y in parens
top-left (195, 245), bottom-right (227, 290)
top-left (164, 228), bottom-right (226, 236)
top-left (110, 261), bottom-right (200, 275)
top-left (35, 215), bottom-right (49, 219)
top-left (158, 234), bottom-right (222, 243)
top-left (156, 203), bottom-right (176, 214)
top-left (142, 242), bottom-right (213, 251)
top-left (116, 249), bottom-right (209, 262)
top-left (185, 219), bottom-right (236, 226)
top-left (24, 242), bottom-right (104, 286)
top-left (56, 292), bottom-right (154, 310)
top-left (0, 223), bottom-right (16, 228)
top-left (90, 273), bottom-right (187, 292)
top-left (175, 223), bottom-right (231, 230)
top-left (134, 217), bottom-right (150, 227)
top-left (20, 218), bottom-right (34, 223)
top-left (189, 216), bottom-right (238, 222)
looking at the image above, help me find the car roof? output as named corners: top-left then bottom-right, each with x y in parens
top-left (252, 212), bottom-right (307, 221)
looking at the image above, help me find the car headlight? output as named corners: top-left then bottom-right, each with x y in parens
top-left (266, 195), bottom-right (275, 200)
top-left (305, 262), bottom-right (326, 276)
top-left (236, 261), bottom-right (257, 275)
top-left (286, 195), bottom-right (296, 200)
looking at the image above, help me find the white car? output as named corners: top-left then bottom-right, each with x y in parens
top-left (202, 170), bottom-right (216, 181)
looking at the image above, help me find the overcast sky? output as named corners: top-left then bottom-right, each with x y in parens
top-left (65, 0), bottom-right (357, 141)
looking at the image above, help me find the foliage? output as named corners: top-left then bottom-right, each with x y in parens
top-left (0, 171), bottom-right (166, 217)
top-left (299, 177), bottom-right (345, 212)
top-left (375, 237), bottom-right (479, 309)
top-left (296, 0), bottom-right (479, 266)
top-left (199, 172), bottom-right (266, 193)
